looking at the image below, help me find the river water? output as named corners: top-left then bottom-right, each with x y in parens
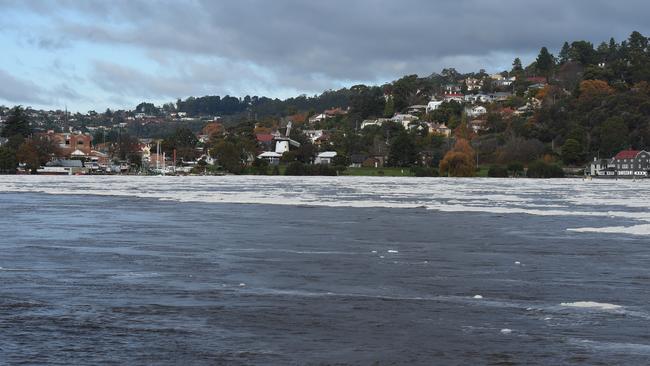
top-left (1, 176), bottom-right (649, 365)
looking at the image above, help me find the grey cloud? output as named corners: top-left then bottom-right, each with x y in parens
top-left (0, 69), bottom-right (49, 105)
top-left (4, 0), bottom-right (650, 103)
top-left (47, 1), bottom-right (650, 79)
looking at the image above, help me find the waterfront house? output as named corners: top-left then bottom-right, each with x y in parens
top-left (589, 158), bottom-right (616, 177)
top-left (610, 150), bottom-right (650, 177)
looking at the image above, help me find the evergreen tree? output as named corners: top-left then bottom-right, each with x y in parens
top-left (511, 58), bottom-right (523, 73)
top-left (559, 42), bottom-right (571, 64)
top-left (1, 106), bottom-right (31, 138)
top-left (535, 47), bottom-right (555, 75)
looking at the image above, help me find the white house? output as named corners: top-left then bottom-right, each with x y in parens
top-left (391, 114), bottom-right (419, 129)
top-left (466, 106), bottom-right (487, 118)
top-left (257, 151), bottom-right (283, 165)
top-left (426, 100), bottom-right (444, 114)
top-left (303, 129), bottom-right (324, 143)
top-left (443, 93), bottom-right (465, 103)
top-left (407, 105), bottom-right (428, 114)
top-left (309, 113), bottom-right (328, 124)
top-left (315, 151), bottom-right (338, 165)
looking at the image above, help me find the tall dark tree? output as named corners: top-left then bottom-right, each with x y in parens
top-left (1, 106), bottom-right (31, 138)
top-left (535, 47), bottom-right (555, 75)
top-left (388, 131), bottom-right (417, 167)
top-left (559, 42), bottom-right (571, 64)
top-left (569, 41), bottom-right (597, 65)
top-left (511, 58), bottom-right (523, 73)
top-left (0, 147), bottom-right (17, 173)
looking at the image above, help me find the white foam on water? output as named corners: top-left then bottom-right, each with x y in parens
top-left (2, 176), bottom-right (650, 235)
top-left (473, 295), bottom-right (483, 299)
top-left (570, 339), bottom-right (650, 354)
top-left (387, 250), bottom-right (399, 253)
top-left (500, 328), bottom-right (513, 334)
top-left (560, 301), bottom-right (623, 311)
top-left (567, 224), bottom-right (650, 236)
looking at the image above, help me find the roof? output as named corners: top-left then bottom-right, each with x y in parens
top-left (317, 151), bottom-right (338, 158)
top-left (70, 149), bottom-right (87, 156)
top-left (256, 134), bottom-right (274, 142)
top-left (350, 154), bottom-right (367, 163)
top-left (614, 150), bottom-right (640, 159)
top-left (257, 151), bottom-right (283, 158)
top-left (47, 159), bottom-right (83, 168)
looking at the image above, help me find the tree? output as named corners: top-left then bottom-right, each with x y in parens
top-left (162, 127), bottom-right (199, 161)
top-left (16, 141), bottom-right (40, 173)
top-left (488, 165), bottom-right (509, 177)
top-left (387, 131), bottom-right (417, 167)
top-left (1, 106), bottom-right (31, 138)
top-left (213, 140), bottom-right (242, 174)
top-left (561, 138), bottom-right (584, 165)
top-left (578, 80), bottom-right (614, 103)
top-left (439, 139), bottom-right (475, 177)
top-left (383, 97), bottom-right (395, 117)
top-left (535, 47), bottom-right (555, 75)
top-left (559, 42), bottom-right (571, 63)
top-left (569, 41), bottom-right (597, 65)
top-left (526, 160), bottom-right (564, 178)
top-left (511, 58), bottom-right (523, 73)
top-left (31, 135), bottom-right (62, 166)
top-left (113, 133), bottom-right (140, 161)
top-left (0, 147), bottom-right (17, 173)
top-left (598, 117), bottom-right (629, 157)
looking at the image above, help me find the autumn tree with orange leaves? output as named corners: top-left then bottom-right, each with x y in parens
top-left (439, 139), bottom-right (476, 177)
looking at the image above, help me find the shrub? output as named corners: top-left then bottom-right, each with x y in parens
top-left (411, 166), bottom-right (439, 177)
top-left (488, 165), bottom-right (509, 177)
top-left (526, 160), bottom-right (565, 178)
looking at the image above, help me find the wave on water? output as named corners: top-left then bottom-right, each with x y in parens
top-left (560, 301), bottom-right (623, 311)
top-left (1, 176), bottom-right (650, 235)
top-left (567, 224), bottom-right (650, 236)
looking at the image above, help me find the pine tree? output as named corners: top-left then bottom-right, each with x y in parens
top-left (1, 106), bottom-right (31, 138)
top-left (559, 42), bottom-right (571, 64)
top-left (536, 47), bottom-right (556, 75)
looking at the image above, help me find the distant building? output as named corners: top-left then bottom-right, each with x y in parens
top-left (315, 151), bottom-right (337, 165)
top-left (466, 106), bottom-right (487, 118)
top-left (610, 150), bottom-right (650, 177)
top-left (426, 100), bottom-right (444, 114)
top-left (588, 150), bottom-right (650, 178)
top-left (391, 114), bottom-right (419, 129)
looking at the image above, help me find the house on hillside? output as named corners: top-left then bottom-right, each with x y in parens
top-left (407, 105), bottom-right (428, 115)
top-left (462, 77), bottom-right (483, 91)
top-left (426, 122), bottom-right (451, 137)
top-left (466, 105), bottom-right (487, 118)
top-left (309, 113), bottom-right (328, 124)
top-left (391, 114), bottom-right (419, 129)
top-left (426, 99), bottom-right (444, 113)
top-left (443, 93), bottom-right (465, 103)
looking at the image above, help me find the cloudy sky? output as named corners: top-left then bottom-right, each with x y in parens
top-left (0, 0), bottom-right (648, 112)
